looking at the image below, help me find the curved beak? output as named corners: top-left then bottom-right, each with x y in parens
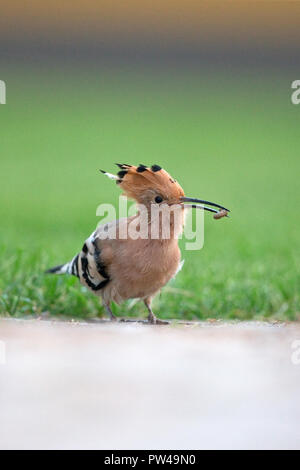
top-left (180, 197), bottom-right (230, 215)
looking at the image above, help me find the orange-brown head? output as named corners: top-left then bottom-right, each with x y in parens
top-left (116, 164), bottom-right (184, 206)
top-left (100, 163), bottom-right (230, 216)
top-left (101, 164), bottom-right (184, 206)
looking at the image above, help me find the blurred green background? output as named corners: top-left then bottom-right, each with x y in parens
top-left (1, 66), bottom-right (299, 321)
top-left (1, 2), bottom-right (300, 321)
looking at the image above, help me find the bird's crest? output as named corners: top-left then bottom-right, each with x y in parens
top-left (101, 164), bottom-right (185, 201)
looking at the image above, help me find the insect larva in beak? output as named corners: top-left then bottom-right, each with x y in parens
top-left (213, 209), bottom-right (228, 220)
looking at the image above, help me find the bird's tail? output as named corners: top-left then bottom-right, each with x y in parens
top-left (45, 254), bottom-right (79, 277)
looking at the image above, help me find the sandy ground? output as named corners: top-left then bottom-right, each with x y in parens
top-left (0, 318), bottom-right (300, 450)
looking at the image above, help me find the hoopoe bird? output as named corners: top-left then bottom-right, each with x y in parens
top-left (46, 164), bottom-right (229, 324)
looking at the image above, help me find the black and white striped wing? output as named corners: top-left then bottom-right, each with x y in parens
top-left (76, 231), bottom-right (110, 292)
top-left (46, 226), bottom-right (112, 293)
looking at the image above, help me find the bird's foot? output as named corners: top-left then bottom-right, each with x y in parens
top-left (147, 312), bottom-right (169, 325)
top-left (155, 318), bottom-right (170, 325)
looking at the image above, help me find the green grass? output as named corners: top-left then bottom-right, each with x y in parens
top-left (1, 66), bottom-right (300, 321)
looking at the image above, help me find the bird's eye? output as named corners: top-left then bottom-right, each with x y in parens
top-left (155, 196), bottom-right (163, 204)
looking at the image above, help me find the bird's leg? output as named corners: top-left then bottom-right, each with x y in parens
top-left (104, 303), bottom-right (117, 321)
top-left (144, 298), bottom-right (169, 325)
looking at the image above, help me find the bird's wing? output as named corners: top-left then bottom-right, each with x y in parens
top-left (75, 226), bottom-right (113, 291)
